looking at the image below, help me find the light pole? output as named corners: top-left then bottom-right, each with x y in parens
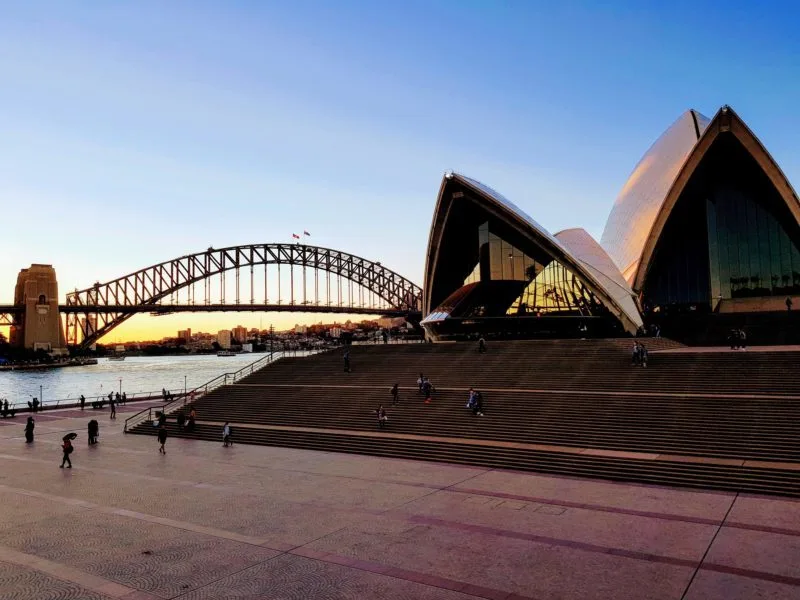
top-left (184, 375), bottom-right (187, 397)
top-left (119, 378), bottom-right (122, 395)
top-left (39, 385), bottom-right (42, 408)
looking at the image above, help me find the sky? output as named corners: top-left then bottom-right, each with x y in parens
top-left (3, 0), bottom-right (800, 341)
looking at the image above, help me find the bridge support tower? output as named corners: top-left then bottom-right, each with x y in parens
top-left (10, 264), bottom-right (67, 355)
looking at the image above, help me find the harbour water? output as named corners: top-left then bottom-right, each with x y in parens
top-left (0, 353), bottom-right (269, 407)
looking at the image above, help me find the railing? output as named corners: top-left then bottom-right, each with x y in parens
top-left (123, 346), bottom-right (332, 432)
top-left (351, 337), bottom-right (425, 346)
top-left (0, 388), bottom-right (188, 415)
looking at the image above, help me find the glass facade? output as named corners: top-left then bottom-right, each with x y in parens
top-left (508, 260), bottom-right (600, 316)
top-left (707, 186), bottom-right (800, 299)
top-left (459, 222), bottom-right (604, 317)
top-left (642, 135), bottom-right (800, 309)
top-left (463, 223), bottom-right (538, 286)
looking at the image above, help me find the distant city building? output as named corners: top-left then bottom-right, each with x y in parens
top-left (378, 317), bottom-right (405, 329)
top-left (177, 328), bottom-right (192, 343)
top-left (329, 326), bottom-right (342, 338)
top-left (232, 325), bottom-right (248, 343)
top-left (294, 324), bottom-right (308, 334)
top-left (217, 330), bottom-right (232, 349)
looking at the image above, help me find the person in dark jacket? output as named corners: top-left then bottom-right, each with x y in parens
top-left (24, 416), bottom-right (34, 443)
top-left (88, 419), bottom-right (99, 445)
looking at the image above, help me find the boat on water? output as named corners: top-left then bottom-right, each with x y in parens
top-left (217, 350), bottom-right (237, 357)
top-left (108, 344), bottom-right (126, 361)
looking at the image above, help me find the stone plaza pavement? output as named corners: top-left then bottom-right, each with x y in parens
top-left (1, 406), bottom-right (799, 599)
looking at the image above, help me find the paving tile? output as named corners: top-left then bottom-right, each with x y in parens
top-left (704, 526), bottom-right (800, 581)
top-left (175, 554), bottom-right (473, 599)
top-left (0, 560), bottom-right (112, 600)
top-left (0, 410), bottom-right (792, 600)
top-left (684, 568), bottom-right (800, 600)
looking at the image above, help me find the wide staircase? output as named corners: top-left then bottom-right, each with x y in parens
top-left (130, 339), bottom-right (800, 496)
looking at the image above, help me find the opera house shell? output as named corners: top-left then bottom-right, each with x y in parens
top-left (422, 106), bottom-right (800, 340)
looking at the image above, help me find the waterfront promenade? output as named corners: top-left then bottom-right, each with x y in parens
top-left (1, 404), bottom-right (799, 599)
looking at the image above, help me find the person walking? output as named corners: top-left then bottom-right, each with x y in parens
top-left (472, 391), bottom-right (484, 417)
top-left (157, 425), bottom-right (168, 454)
top-left (109, 396), bottom-right (116, 420)
top-left (423, 378), bottom-right (433, 404)
top-left (787, 297), bottom-right (793, 312)
top-left (222, 422), bottom-right (232, 447)
top-left (121, 392), bottom-right (127, 405)
top-left (60, 438), bottom-right (73, 468)
top-left (390, 383), bottom-right (399, 406)
top-left (478, 336), bottom-right (487, 354)
top-left (417, 373), bottom-right (424, 395)
top-left (343, 351), bottom-right (351, 373)
top-left (24, 416), bottom-right (34, 444)
top-left (176, 411), bottom-right (186, 431)
top-left (80, 395), bottom-right (86, 410)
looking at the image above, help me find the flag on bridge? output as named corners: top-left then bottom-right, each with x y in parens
top-left (303, 230), bottom-right (311, 236)
top-left (292, 233), bottom-right (300, 239)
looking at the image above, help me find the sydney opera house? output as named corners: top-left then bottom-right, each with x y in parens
top-left (421, 105), bottom-right (800, 340)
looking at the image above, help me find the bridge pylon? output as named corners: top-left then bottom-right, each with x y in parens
top-left (10, 264), bottom-right (67, 355)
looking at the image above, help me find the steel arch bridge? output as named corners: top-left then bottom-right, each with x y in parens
top-left (65, 244), bottom-right (422, 347)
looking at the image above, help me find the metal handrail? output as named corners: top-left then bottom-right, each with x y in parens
top-left (0, 388), bottom-right (188, 414)
top-left (122, 346), bottom-right (332, 432)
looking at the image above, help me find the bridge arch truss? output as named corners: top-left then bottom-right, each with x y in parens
top-left (65, 244), bottom-right (422, 347)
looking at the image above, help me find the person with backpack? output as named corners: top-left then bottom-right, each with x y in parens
top-left (222, 422), bottom-right (232, 447)
top-left (60, 439), bottom-right (73, 468)
top-left (157, 425), bottom-right (168, 454)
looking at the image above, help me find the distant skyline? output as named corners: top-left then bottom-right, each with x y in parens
top-left (4, 1), bottom-right (800, 341)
